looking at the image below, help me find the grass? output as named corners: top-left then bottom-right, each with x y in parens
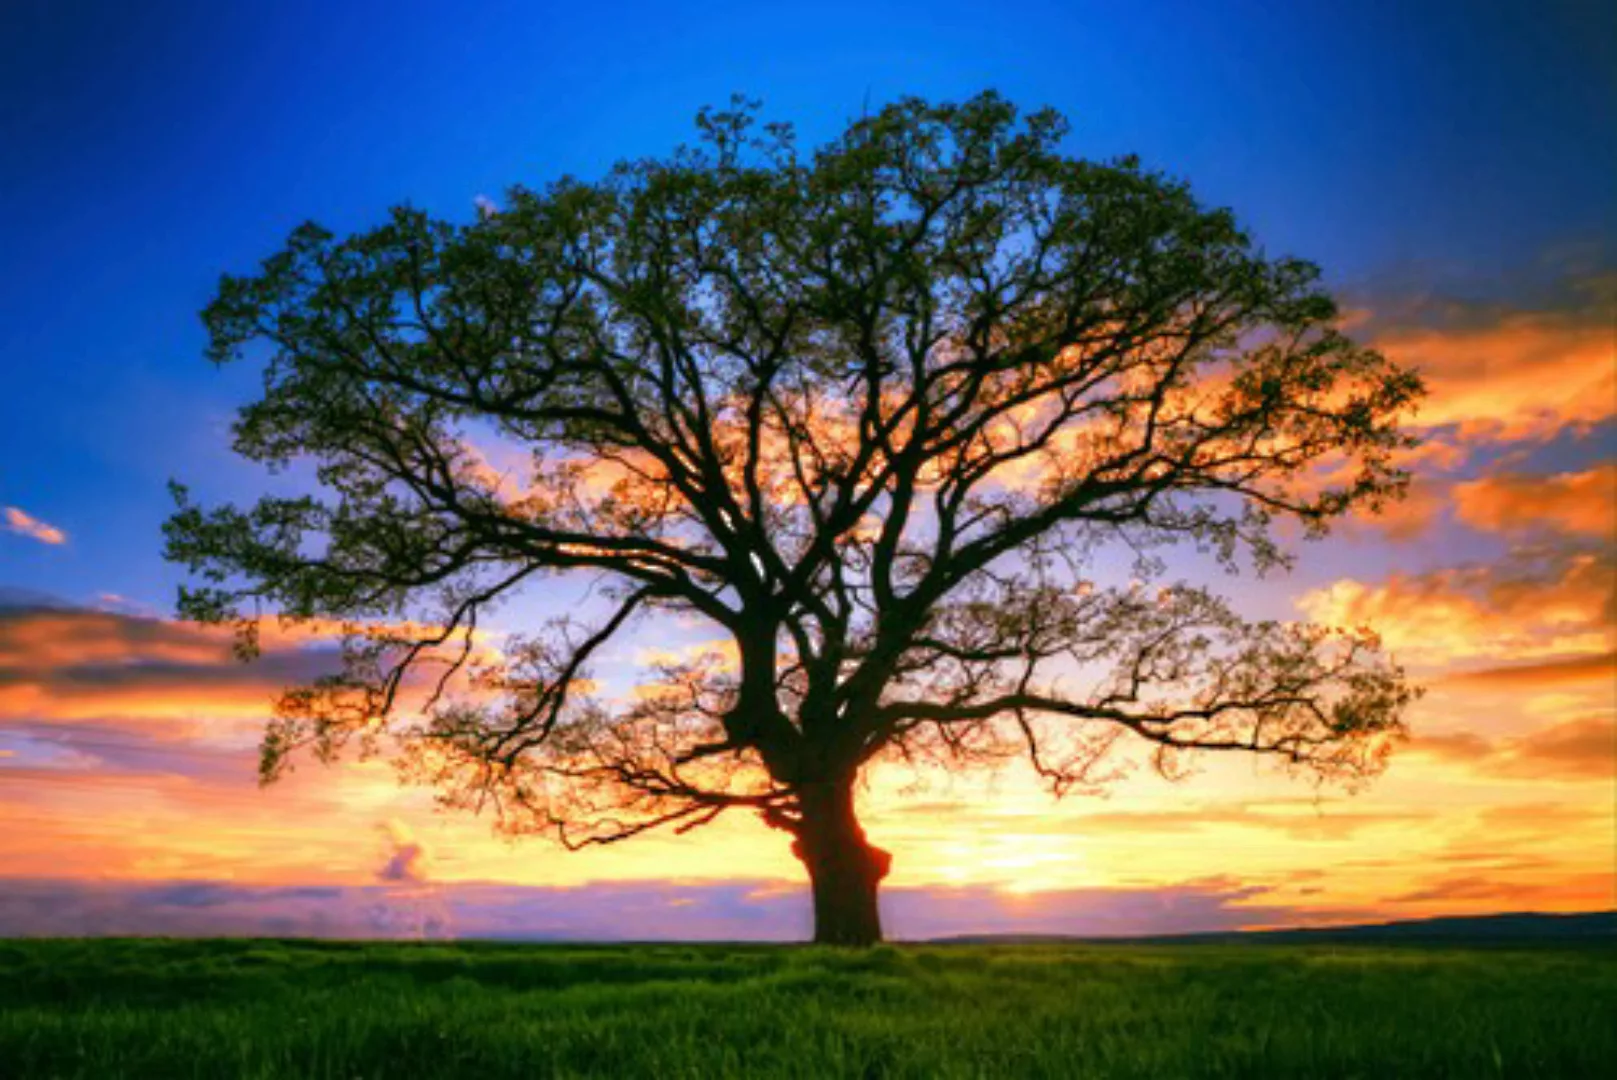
top-left (1, 937), bottom-right (1612, 1077)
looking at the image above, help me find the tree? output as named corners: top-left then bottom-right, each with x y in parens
top-left (166, 93), bottom-right (1422, 946)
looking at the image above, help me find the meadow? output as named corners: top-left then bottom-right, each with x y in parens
top-left (1, 937), bottom-right (1612, 1078)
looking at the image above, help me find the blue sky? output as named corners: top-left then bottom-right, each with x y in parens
top-left (3, 0), bottom-right (1613, 608)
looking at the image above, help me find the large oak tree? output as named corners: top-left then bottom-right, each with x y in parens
top-left (167, 93), bottom-right (1421, 945)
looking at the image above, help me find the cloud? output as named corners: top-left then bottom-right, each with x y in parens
top-left (1501, 717), bottom-right (1613, 779)
top-left (1410, 716), bottom-right (1614, 782)
top-left (0, 876), bottom-right (1334, 940)
top-left (0, 607), bottom-right (255, 671)
top-left (1473, 801), bottom-right (1607, 833)
top-left (0, 719), bottom-right (258, 784)
top-left (377, 820), bottom-right (429, 884)
top-left (0, 604), bottom-right (478, 725)
top-left (1072, 803), bottom-right (1428, 841)
top-left (2, 506), bottom-right (66, 546)
top-left (1440, 652), bottom-right (1616, 688)
top-left (1387, 872), bottom-right (1614, 907)
top-left (1351, 476), bottom-right (1450, 540)
top-left (1452, 464), bottom-right (1617, 538)
top-left (1298, 548), bottom-right (1614, 665)
top-left (0, 587), bottom-right (72, 610)
top-left (93, 593), bottom-right (162, 618)
top-left (1363, 275), bottom-right (1616, 444)
top-left (0, 604), bottom-right (343, 724)
top-left (634, 638), bottom-right (741, 670)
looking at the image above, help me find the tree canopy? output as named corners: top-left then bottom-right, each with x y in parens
top-left (166, 92), bottom-right (1423, 944)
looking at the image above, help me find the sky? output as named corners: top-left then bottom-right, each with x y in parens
top-left (0, 0), bottom-right (1612, 940)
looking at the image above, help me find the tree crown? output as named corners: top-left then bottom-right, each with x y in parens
top-left (167, 92), bottom-right (1423, 847)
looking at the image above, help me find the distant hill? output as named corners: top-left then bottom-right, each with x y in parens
top-left (931, 910), bottom-right (1617, 946)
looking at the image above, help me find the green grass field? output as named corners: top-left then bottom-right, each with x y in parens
top-left (2, 938), bottom-right (1612, 1078)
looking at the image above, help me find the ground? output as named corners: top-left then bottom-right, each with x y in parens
top-left (2, 938), bottom-right (1612, 1077)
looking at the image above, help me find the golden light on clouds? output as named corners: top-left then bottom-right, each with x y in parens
top-left (1373, 301), bottom-right (1615, 444)
top-left (3, 275), bottom-right (1614, 936)
top-left (1452, 465), bottom-right (1617, 538)
top-left (1298, 550), bottom-right (1614, 665)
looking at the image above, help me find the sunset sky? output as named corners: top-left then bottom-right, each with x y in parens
top-left (1, 0), bottom-right (1612, 939)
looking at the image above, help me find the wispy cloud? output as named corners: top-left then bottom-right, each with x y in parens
top-left (1387, 871), bottom-right (1614, 907)
top-left (2, 506), bottom-right (66, 546)
top-left (1439, 653), bottom-right (1616, 689)
top-left (1409, 716), bottom-right (1615, 782)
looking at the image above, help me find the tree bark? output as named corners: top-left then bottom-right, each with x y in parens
top-left (791, 775), bottom-right (892, 946)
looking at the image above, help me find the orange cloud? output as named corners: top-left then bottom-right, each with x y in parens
top-left (1387, 871), bottom-right (1613, 909)
top-left (0, 618), bottom-right (462, 731)
top-left (1298, 549), bottom-right (1614, 665)
top-left (2, 506), bottom-right (66, 545)
top-left (0, 608), bottom-right (236, 670)
top-left (1301, 437), bottom-right (1469, 541)
top-left (1352, 478), bottom-right (1449, 540)
top-left (1369, 289), bottom-right (1615, 443)
top-left (1452, 464), bottom-right (1617, 537)
top-left (1440, 652), bottom-right (1616, 689)
top-left (0, 607), bottom-right (343, 726)
top-left (0, 604), bottom-right (502, 726)
top-left (1410, 716), bottom-right (1615, 782)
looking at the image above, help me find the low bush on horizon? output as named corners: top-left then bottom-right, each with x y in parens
top-left (1, 938), bottom-right (1612, 1077)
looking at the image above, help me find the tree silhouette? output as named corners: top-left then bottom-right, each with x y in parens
top-left (166, 93), bottom-right (1422, 945)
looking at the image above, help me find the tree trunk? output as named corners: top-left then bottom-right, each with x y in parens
top-left (792, 776), bottom-right (891, 946)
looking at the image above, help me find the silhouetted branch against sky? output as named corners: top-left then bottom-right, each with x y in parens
top-left (164, 92), bottom-right (1423, 943)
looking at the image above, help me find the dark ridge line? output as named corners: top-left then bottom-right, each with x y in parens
top-left (925, 910), bottom-right (1617, 946)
